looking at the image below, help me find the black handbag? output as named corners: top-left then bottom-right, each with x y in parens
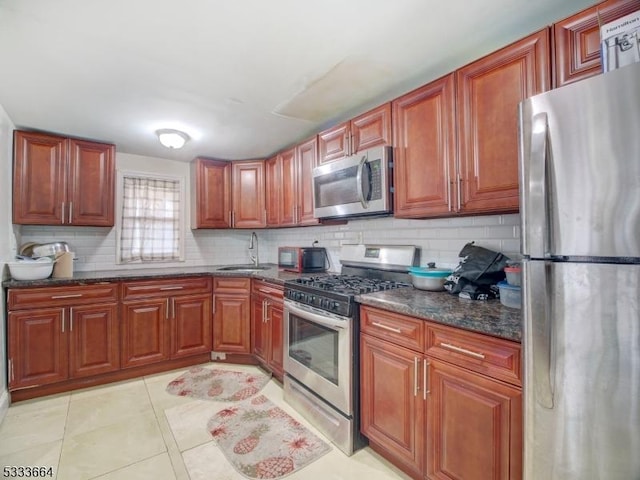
top-left (443, 242), bottom-right (510, 300)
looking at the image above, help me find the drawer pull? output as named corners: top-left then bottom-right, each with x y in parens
top-left (371, 322), bottom-right (402, 334)
top-left (440, 342), bottom-right (485, 359)
top-left (258, 288), bottom-right (274, 294)
top-left (51, 294), bottom-right (83, 299)
top-left (160, 286), bottom-right (184, 291)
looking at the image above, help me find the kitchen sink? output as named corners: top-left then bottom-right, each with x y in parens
top-left (216, 265), bottom-right (270, 271)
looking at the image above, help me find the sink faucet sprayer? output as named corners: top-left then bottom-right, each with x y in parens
top-left (248, 232), bottom-right (259, 266)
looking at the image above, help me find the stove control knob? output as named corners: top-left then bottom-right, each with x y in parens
top-left (331, 301), bottom-right (340, 311)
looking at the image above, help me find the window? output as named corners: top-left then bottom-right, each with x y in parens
top-left (118, 173), bottom-right (184, 263)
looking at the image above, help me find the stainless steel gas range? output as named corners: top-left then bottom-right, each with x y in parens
top-left (283, 244), bottom-right (419, 455)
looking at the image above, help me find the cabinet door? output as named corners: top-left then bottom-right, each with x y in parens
top-left (318, 122), bottom-right (349, 163)
top-left (267, 301), bottom-right (284, 380)
top-left (191, 158), bottom-right (232, 228)
top-left (172, 293), bottom-right (213, 358)
top-left (69, 303), bottom-right (119, 378)
top-left (121, 298), bottom-right (170, 368)
top-left (232, 160), bottom-right (266, 228)
top-left (12, 130), bottom-right (67, 225)
top-left (213, 293), bottom-right (251, 353)
top-left (8, 309), bottom-right (68, 389)
top-left (457, 28), bottom-right (550, 214)
top-left (426, 359), bottom-right (522, 480)
top-left (360, 333), bottom-right (425, 478)
top-left (251, 294), bottom-right (268, 362)
top-left (554, 0), bottom-right (640, 87)
top-left (68, 139), bottom-right (115, 226)
top-left (279, 148), bottom-right (297, 226)
top-left (265, 155), bottom-right (280, 226)
top-left (351, 103), bottom-right (392, 153)
top-left (393, 75), bottom-right (456, 218)
top-left (295, 136), bottom-right (320, 226)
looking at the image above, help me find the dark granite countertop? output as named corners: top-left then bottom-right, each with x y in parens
top-left (2, 264), bottom-right (305, 288)
top-left (356, 287), bottom-right (522, 343)
top-left (4, 265), bottom-right (521, 342)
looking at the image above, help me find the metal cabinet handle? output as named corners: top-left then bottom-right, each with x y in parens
top-left (9, 359), bottom-right (13, 383)
top-left (69, 307), bottom-right (74, 331)
top-left (61, 202), bottom-right (66, 224)
top-left (166, 298), bottom-right (170, 319)
top-left (424, 359), bottom-right (429, 399)
top-left (69, 202), bottom-right (73, 223)
top-left (457, 175), bottom-right (462, 210)
top-left (212, 294), bottom-right (216, 315)
top-left (51, 294), bottom-right (82, 299)
top-left (171, 298), bottom-right (175, 319)
top-left (440, 342), bottom-right (485, 359)
top-left (371, 321), bottom-right (401, 334)
top-left (414, 357), bottom-right (419, 397)
top-left (61, 309), bottom-right (65, 333)
top-left (160, 286), bottom-right (184, 291)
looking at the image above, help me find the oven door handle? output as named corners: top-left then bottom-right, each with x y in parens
top-left (285, 301), bottom-right (348, 331)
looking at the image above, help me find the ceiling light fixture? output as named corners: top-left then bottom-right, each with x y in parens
top-left (156, 129), bottom-right (190, 149)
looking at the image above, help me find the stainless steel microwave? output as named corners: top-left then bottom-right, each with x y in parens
top-left (312, 145), bottom-right (393, 220)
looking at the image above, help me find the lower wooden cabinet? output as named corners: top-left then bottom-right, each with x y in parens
top-left (427, 359), bottom-right (522, 480)
top-left (251, 279), bottom-right (284, 380)
top-left (121, 277), bottom-right (213, 368)
top-left (7, 284), bottom-right (119, 390)
top-left (361, 333), bottom-right (425, 478)
top-left (213, 277), bottom-right (251, 353)
top-left (360, 306), bottom-right (522, 480)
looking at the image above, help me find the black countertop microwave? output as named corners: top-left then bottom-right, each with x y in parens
top-left (278, 247), bottom-right (327, 273)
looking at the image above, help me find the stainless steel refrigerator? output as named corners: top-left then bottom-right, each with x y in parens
top-left (519, 61), bottom-right (640, 480)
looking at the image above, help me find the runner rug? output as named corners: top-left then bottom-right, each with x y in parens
top-left (166, 366), bottom-right (271, 402)
top-left (206, 394), bottom-right (331, 479)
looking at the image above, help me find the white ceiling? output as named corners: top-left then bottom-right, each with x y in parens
top-left (0, 0), bottom-right (595, 162)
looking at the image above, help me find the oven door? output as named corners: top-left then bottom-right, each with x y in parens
top-left (283, 299), bottom-right (352, 415)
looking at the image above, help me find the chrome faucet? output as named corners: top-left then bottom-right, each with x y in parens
top-left (248, 231), bottom-right (259, 266)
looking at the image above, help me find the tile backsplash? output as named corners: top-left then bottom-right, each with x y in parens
top-left (20, 213), bottom-right (520, 273)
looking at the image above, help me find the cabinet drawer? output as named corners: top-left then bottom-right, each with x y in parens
top-left (213, 277), bottom-right (251, 294)
top-left (8, 283), bottom-right (118, 310)
top-left (121, 276), bottom-right (212, 300)
top-left (425, 323), bottom-right (521, 387)
top-left (361, 306), bottom-right (424, 352)
top-left (252, 279), bottom-right (283, 300)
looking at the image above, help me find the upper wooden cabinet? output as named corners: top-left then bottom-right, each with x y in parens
top-left (456, 28), bottom-right (550, 214)
top-left (318, 103), bottom-right (392, 163)
top-left (295, 136), bottom-right (320, 226)
top-left (265, 147), bottom-right (296, 227)
top-left (553, 0), bottom-right (640, 87)
top-left (13, 130), bottom-right (115, 226)
top-left (190, 158), bottom-right (232, 228)
top-left (393, 28), bottom-right (549, 218)
top-left (231, 160), bottom-right (266, 228)
top-left (265, 136), bottom-right (320, 227)
top-left (393, 74), bottom-right (457, 218)
top-left (191, 157), bottom-right (265, 229)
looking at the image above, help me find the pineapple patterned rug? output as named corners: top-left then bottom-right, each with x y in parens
top-left (206, 394), bottom-right (331, 479)
top-left (166, 366), bottom-right (271, 401)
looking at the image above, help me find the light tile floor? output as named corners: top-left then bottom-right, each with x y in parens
top-left (0, 363), bottom-right (411, 480)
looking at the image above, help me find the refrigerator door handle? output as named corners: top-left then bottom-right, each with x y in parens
top-left (528, 260), bottom-right (554, 409)
top-left (529, 112), bottom-right (550, 259)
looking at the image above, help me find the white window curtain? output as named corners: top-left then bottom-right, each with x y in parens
top-left (120, 176), bottom-right (181, 263)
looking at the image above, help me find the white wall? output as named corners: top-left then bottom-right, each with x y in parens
top-left (0, 104), bottom-right (17, 422)
top-left (21, 152), bottom-right (521, 272)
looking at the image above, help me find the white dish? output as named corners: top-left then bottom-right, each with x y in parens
top-left (8, 258), bottom-right (54, 280)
